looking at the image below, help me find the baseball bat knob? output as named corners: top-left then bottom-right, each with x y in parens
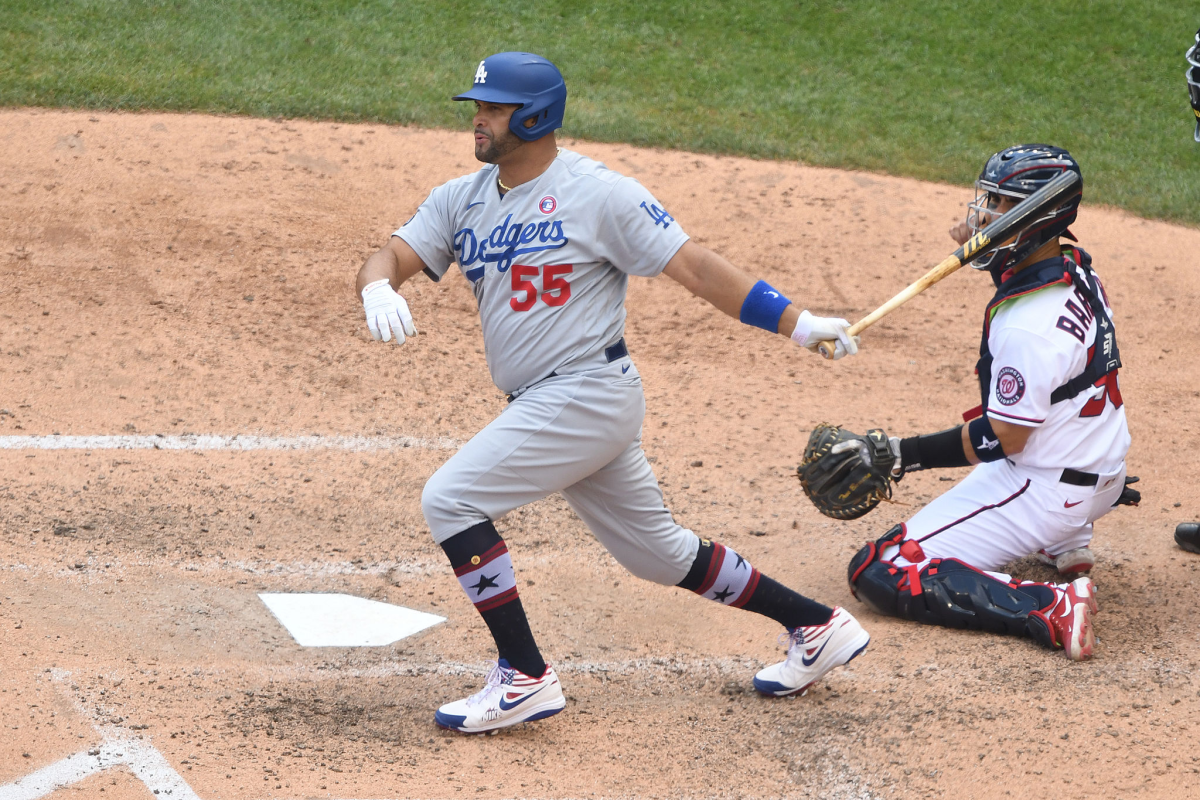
top-left (817, 340), bottom-right (836, 360)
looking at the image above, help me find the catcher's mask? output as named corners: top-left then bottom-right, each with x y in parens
top-left (966, 144), bottom-right (1083, 282)
top-left (1188, 28), bottom-right (1200, 143)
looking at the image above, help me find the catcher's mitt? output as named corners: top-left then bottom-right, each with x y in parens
top-left (798, 424), bottom-right (896, 520)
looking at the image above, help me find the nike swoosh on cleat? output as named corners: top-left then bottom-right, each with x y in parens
top-left (801, 638), bottom-right (830, 667)
top-left (497, 684), bottom-right (545, 711)
top-left (1064, 500), bottom-right (1083, 508)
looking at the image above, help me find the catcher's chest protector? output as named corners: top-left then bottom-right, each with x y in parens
top-left (975, 248), bottom-right (1121, 414)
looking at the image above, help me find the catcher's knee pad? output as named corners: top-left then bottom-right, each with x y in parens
top-left (854, 557), bottom-right (1054, 638)
top-left (847, 524), bottom-right (907, 596)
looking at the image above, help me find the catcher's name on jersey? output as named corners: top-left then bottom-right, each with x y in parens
top-left (396, 149), bottom-right (689, 394)
top-left (985, 266), bottom-right (1129, 476)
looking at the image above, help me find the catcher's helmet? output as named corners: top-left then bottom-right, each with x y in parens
top-left (452, 52), bottom-right (566, 142)
top-left (966, 144), bottom-right (1083, 277)
top-left (1188, 28), bottom-right (1200, 143)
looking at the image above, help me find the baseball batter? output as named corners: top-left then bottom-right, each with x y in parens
top-left (356, 52), bottom-right (870, 733)
top-left (845, 145), bottom-right (1133, 661)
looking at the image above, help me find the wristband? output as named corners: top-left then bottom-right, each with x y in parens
top-left (967, 415), bottom-right (1007, 462)
top-left (899, 426), bottom-right (970, 470)
top-left (739, 280), bottom-right (792, 333)
top-left (361, 278), bottom-right (392, 301)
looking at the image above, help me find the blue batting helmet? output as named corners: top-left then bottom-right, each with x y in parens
top-left (452, 52), bottom-right (567, 142)
top-left (966, 144), bottom-right (1083, 277)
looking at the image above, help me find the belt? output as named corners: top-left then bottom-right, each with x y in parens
top-left (1060, 468), bottom-right (1099, 487)
top-left (604, 337), bottom-right (629, 362)
top-left (507, 338), bottom-right (628, 403)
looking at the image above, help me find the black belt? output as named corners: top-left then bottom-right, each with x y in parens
top-left (1060, 468), bottom-right (1099, 487)
top-left (507, 338), bottom-right (628, 403)
top-left (604, 338), bottom-right (629, 362)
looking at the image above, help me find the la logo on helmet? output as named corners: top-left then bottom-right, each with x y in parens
top-left (474, 61), bottom-right (488, 84)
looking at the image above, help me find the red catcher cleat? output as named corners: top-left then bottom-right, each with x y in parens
top-left (1028, 577), bottom-right (1097, 661)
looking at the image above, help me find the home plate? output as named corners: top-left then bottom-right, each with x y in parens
top-left (259, 593), bottom-right (446, 646)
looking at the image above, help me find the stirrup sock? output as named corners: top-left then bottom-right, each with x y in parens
top-left (677, 538), bottom-right (833, 628)
top-left (441, 521), bottom-right (545, 677)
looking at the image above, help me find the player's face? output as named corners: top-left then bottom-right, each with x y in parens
top-left (472, 101), bottom-right (524, 164)
top-left (966, 191), bottom-right (1018, 233)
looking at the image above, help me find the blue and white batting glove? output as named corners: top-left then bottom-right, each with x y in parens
top-left (791, 310), bottom-right (859, 359)
top-left (362, 279), bottom-right (417, 344)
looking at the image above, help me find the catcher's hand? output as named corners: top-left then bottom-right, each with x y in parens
top-left (798, 424), bottom-right (896, 520)
top-left (1114, 475), bottom-right (1140, 507)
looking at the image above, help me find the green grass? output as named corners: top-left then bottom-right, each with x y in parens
top-left (2, 1), bottom-right (1196, 223)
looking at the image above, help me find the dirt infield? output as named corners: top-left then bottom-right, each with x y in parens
top-left (1, 108), bottom-right (1199, 799)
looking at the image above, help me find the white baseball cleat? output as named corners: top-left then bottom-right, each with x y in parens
top-left (1034, 547), bottom-right (1095, 575)
top-left (753, 607), bottom-right (870, 697)
top-left (434, 660), bottom-right (565, 734)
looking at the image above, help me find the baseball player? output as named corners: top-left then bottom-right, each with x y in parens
top-left (1188, 27), bottom-right (1200, 142)
top-left (1178, 32), bottom-right (1200, 555)
top-left (355, 52), bottom-right (870, 733)
top-left (844, 145), bottom-right (1131, 661)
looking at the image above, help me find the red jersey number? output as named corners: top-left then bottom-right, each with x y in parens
top-left (1079, 371), bottom-right (1123, 418)
top-left (510, 264), bottom-right (573, 311)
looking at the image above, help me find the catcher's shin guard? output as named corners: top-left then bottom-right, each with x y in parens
top-left (849, 541), bottom-right (1055, 638)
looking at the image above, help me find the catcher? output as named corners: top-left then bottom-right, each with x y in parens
top-left (800, 145), bottom-right (1133, 661)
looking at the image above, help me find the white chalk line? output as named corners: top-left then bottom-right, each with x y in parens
top-left (0, 434), bottom-right (460, 451)
top-left (1, 555), bottom-right (446, 578)
top-left (0, 726), bottom-right (200, 800)
top-left (256, 654), bottom-right (781, 681)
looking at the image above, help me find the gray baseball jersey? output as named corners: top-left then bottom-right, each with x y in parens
top-left (396, 149), bottom-right (689, 394)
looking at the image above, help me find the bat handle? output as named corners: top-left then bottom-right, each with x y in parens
top-left (815, 319), bottom-right (867, 360)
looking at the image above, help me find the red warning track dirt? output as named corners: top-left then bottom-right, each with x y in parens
top-left (1, 108), bottom-right (1199, 799)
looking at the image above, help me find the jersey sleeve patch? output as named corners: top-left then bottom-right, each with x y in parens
top-left (995, 366), bottom-right (1026, 406)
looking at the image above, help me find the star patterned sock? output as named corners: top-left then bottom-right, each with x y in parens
top-left (677, 538), bottom-right (834, 629)
top-left (440, 521), bottom-right (547, 678)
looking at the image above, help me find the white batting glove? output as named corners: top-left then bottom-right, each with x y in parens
top-left (361, 279), bottom-right (417, 344)
top-left (790, 310), bottom-right (859, 359)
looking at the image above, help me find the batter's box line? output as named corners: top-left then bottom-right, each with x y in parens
top-left (0, 434), bottom-right (461, 451)
top-left (0, 672), bottom-right (400, 800)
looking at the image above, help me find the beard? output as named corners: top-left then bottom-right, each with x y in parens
top-left (474, 127), bottom-right (523, 163)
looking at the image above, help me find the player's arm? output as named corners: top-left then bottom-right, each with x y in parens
top-left (962, 418), bottom-right (1033, 463)
top-left (354, 236), bottom-right (429, 344)
top-left (662, 240), bottom-right (858, 358)
top-left (355, 236), bottom-right (429, 295)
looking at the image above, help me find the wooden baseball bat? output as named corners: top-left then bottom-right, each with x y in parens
top-left (816, 169), bottom-right (1082, 359)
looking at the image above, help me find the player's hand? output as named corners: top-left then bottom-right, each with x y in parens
top-left (791, 310), bottom-right (859, 360)
top-left (362, 279), bottom-right (418, 344)
top-left (949, 220), bottom-right (972, 246)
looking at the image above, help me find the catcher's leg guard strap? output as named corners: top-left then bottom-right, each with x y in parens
top-left (854, 558), bottom-right (1055, 638)
top-left (848, 524), bottom-right (906, 592)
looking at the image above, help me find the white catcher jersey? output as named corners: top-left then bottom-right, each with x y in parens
top-left (985, 268), bottom-right (1130, 474)
top-left (396, 149), bottom-right (689, 393)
